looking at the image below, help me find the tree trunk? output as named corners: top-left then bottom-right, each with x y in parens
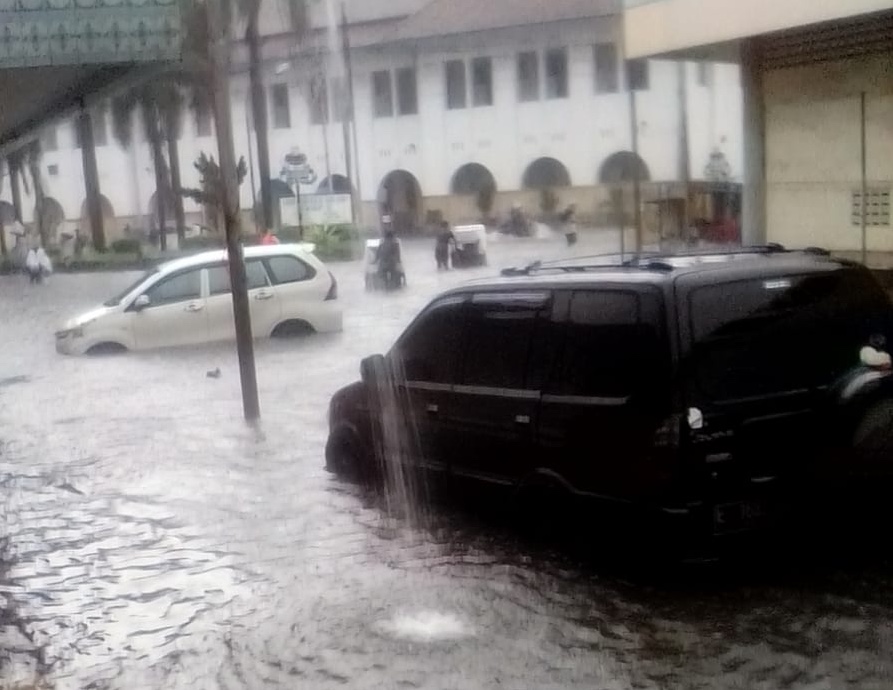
top-left (167, 134), bottom-right (187, 243)
top-left (78, 111), bottom-right (107, 252)
top-left (28, 155), bottom-right (46, 248)
top-left (247, 6), bottom-right (274, 232)
top-left (146, 107), bottom-right (168, 252)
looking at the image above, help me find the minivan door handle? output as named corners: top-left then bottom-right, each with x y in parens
top-left (426, 403), bottom-right (439, 415)
top-left (515, 414), bottom-right (531, 425)
top-left (184, 302), bottom-right (204, 312)
top-left (254, 290), bottom-right (274, 301)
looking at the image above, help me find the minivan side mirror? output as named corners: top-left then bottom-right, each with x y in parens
top-left (132, 294), bottom-right (151, 311)
top-left (360, 354), bottom-right (387, 387)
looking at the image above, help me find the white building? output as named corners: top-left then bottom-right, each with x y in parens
top-left (2, 0), bottom-right (743, 242)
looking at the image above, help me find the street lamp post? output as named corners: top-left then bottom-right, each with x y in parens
top-left (282, 149), bottom-right (316, 240)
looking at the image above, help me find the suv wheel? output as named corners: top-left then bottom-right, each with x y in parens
top-left (326, 428), bottom-right (374, 482)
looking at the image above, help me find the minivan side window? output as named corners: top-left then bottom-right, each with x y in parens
top-left (396, 297), bottom-right (465, 384)
top-left (207, 261), bottom-right (269, 295)
top-left (265, 255), bottom-right (315, 284)
top-left (549, 290), bottom-right (663, 399)
top-left (145, 269), bottom-right (201, 306)
top-left (460, 292), bottom-right (548, 390)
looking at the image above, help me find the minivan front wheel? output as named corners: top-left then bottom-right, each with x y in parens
top-left (86, 342), bottom-right (127, 356)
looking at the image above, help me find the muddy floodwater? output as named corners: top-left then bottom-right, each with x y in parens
top-left (2, 234), bottom-right (893, 689)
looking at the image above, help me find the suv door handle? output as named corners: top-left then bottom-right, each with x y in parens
top-left (184, 302), bottom-right (204, 312)
top-left (254, 291), bottom-right (274, 301)
top-left (426, 403), bottom-right (439, 414)
top-left (515, 414), bottom-right (531, 425)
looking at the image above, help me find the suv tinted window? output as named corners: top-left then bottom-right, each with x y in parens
top-left (550, 290), bottom-right (665, 398)
top-left (265, 255), bottom-right (314, 284)
top-left (396, 297), bottom-right (465, 384)
top-left (460, 292), bottom-right (548, 390)
top-left (145, 269), bottom-right (201, 306)
top-left (690, 269), bottom-right (889, 400)
top-left (207, 261), bottom-right (269, 295)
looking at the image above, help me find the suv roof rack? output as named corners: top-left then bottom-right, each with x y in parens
top-left (499, 244), bottom-right (832, 278)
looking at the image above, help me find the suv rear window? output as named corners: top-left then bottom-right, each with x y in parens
top-left (689, 269), bottom-right (890, 401)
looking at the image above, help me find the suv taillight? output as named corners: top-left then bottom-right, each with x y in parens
top-left (325, 271), bottom-right (338, 301)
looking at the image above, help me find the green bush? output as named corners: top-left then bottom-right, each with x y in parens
top-left (305, 224), bottom-right (359, 261)
top-left (110, 238), bottom-right (143, 255)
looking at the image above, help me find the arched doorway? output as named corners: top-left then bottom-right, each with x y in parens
top-left (522, 157), bottom-right (571, 189)
top-left (0, 201), bottom-right (15, 225)
top-left (598, 151), bottom-right (651, 231)
top-left (36, 197), bottom-right (65, 245)
top-left (317, 174), bottom-right (352, 195)
top-left (379, 170), bottom-right (422, 234)
top-left (450, 163), bottom-right (497, 195)
top-left (598, 151), bottom-right (650, 184)
top-left (0, 201), bottom-right (15, 255)
top-left (80, 195), bottom-right (117, 243)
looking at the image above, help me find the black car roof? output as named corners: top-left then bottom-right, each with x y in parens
top-left (444, 248), bottom-right (861, 295)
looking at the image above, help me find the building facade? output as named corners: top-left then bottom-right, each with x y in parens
top-left (2, 0), bottom-right (742, 243)
top-left (624, 0), bottom-right (893, 255)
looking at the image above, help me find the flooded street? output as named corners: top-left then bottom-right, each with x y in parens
top-left (2, 234), bottom-right (893, 690)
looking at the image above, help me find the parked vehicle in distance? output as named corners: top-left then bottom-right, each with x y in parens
top-left (55, 244), bottom-right (342, 355)
top-left (326, 246), bottom-right (893, 538)
top-left (451, 224), bottom-right (488, 268)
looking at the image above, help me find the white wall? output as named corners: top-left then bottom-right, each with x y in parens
top-left (763, 54), bottom-right (893, 251)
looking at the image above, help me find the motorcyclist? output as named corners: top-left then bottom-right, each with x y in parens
top-left (377, 229), bottom-right (403, 289)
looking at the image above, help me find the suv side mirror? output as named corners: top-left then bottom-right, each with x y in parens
top-left (132, 294), bottom-right (151, 311)
top-left (360, 354), bottom-right (387, 387)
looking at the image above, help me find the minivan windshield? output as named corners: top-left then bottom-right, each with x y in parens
top-left (102, 268), bottom-right (158, 307)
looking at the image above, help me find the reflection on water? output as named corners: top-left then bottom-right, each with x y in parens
top-left (1, 237), bottom-right (892, 689)
top-left (375, 609), bottom-right (474, 642)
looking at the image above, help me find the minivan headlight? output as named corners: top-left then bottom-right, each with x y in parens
top-left (55, 326), bottom-right (85, 339)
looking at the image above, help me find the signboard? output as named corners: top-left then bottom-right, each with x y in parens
top-left (0, 0), bottom-right (182, 68)
top-left (280, 194), bottom-right (352, 227)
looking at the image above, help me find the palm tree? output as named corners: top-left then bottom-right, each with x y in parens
top-left (112, 83), bottom-right (181, 251)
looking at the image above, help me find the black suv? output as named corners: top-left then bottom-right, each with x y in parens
top-left (326, 248), bottom-right (893, 535)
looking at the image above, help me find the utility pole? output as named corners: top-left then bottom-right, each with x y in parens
top-left (860, 91), bottom-right (868, 265)
top-left (629, 84), bottom-right (643, 253)
top-left (207, 0), bottom-right (260, 421)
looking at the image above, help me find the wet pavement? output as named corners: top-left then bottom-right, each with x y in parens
top-left (1, 232), bottom-right (893, 690)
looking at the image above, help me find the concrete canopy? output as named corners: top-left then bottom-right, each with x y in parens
top-left (0, 0), bottom-right (182, 154)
